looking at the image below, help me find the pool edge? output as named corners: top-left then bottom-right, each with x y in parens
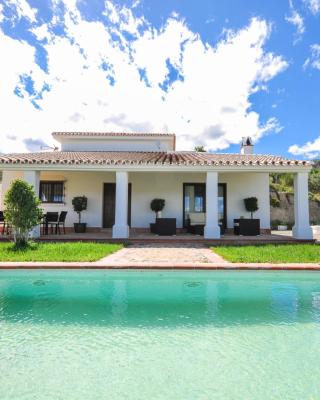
top-left (0, 261), bottom-right (319, 270)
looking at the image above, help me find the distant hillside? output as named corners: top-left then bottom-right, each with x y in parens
top-left (270, 160), bottom-right (320, 202)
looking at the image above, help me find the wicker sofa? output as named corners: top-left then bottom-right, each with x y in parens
top-left (185, 212), bottom-right (206, 235)
top-left (186, 213), bottom-right (225, 235)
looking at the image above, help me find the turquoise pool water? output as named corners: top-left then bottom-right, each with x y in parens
top-left (0, 270), bottom-right (320, 399)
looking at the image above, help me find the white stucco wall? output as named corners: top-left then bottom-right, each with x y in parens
top-left (40, 171), bottom-right (116, 228)
top-left (0, 170), bottom-right (271, 230)
top-left (1, 171), bottom-right (23, 208)
top-left (219, 172), bottom-right (270, 229)
top-left (131, 172), bottom-right (270, 229)
top-left (131, 172), bottom-right (206, 228)
top-left (59, 137), bottom-right (174, 152)
top-left (0, 170), bottom-right (114, 228)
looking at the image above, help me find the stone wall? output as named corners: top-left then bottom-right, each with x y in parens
top-left (270, 191), bottom-right (320, 225)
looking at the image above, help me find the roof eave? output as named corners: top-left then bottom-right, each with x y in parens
top-left (0, 163), bottom-right (312, 173)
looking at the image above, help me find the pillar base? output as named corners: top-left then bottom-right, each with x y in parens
top-left (292, 225), bottom-right (313, 240)
top-left (112, 225), bottom-right (129, 239)
top-left (204, 225), bottom-right (221, 239)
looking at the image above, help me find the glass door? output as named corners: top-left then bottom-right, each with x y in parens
top-left (183, 183), bottom-right (206, 228)
top-left (183, 183), bottom-right (226, 228)
top-left (218, 183), bottom-right (227, 229)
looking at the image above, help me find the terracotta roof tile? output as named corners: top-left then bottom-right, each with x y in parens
top-left (52, 132), bottom-right (175, 138)
top-left (0, 151), bottom-right (310, 167)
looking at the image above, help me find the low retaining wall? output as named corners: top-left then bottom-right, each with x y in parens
top-left (270, 192), bottom-right (320, 225)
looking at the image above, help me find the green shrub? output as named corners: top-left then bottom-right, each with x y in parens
top-left (4, 179), bottom-right (43, 247)
top-left (271, 219), bottom-right (281, 229)
top-left (270, 197), bottom-right (280, 208)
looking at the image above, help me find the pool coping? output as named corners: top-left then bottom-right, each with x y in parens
top-left (0, 261), bottom-right (319, 270)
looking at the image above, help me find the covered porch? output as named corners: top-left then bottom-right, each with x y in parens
top-left (0, 166), bottom-right (313, 241)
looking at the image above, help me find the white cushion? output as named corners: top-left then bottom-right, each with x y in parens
top-left (188, 212), bottom-right (206, 225)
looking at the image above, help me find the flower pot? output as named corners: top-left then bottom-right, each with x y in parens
top-left (74, 223), bottom-right (87, 233)
top-left (312, 225), bottom-right (320, 235)
top-left (277, 225), bottom-right (288, 231)
top-left (156, 211), bottom-right (162, 218)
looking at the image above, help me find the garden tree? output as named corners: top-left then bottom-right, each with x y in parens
top-left (270, 161), bottom-right (320, 202)
top-left (4, 179), bottom-right (43, 247)
top-left (194, 145), bottom-right (206, 152)
top-left (270, 173), bottom-right (294, 192)
top-left (313, 159), bottom-right (320, 168)
top-left (309, 162), bottom-right (320, 199)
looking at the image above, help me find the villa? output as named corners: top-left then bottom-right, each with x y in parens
top-left (0, 132), bottom-right (313, 240)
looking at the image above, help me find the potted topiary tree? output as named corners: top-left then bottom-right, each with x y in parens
top-left (72, 196), bottom-right (88, 233)
top-left (244, 197), bottom-right (259, 219)
top-left (150, 199), bottom-right (165, 218)
top-left (240, 197), bottom-right (260, 236)
top-left (4, 179), bottom-right (43, 247)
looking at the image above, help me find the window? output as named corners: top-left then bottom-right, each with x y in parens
top-left (39, 181), bottom-right (64, 203)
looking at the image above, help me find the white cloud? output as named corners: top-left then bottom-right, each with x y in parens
top-left (304, 44), bottom-right (320, 70)
top-left (0, 1), bottom-right (288, 153)
top-left (285, 2), bottom-right (305, 43)
top-left (289, 136), bottom-right (320, 158)
top-left (304, 0), bottom-right (320, 14)
top-left (0, 5), bottom-right (3, 23)
top-left (6, 0), bottom-right (37, 23)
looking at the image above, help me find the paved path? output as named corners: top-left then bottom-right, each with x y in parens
top-left (100, 243), bottom-right (227, 264)
top-left (271, 231), bottom-right (320, 243)
top-left (272, 230), bottom-right (320, 243)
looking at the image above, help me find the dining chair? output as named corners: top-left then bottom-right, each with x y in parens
top-left (43, 212), bottom-right (59, 235)
top-left (0, 211), bottom-right (6, 234)
top-left (54, 211), bottom-right (68, 234)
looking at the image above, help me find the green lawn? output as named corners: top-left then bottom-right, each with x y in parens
top-left (0, 242), bottom-right (123, 262)
top-left (213, 244), bottom-right (320, 263)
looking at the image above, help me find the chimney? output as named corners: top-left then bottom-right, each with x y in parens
top-left (240, 136), bottom-right (254, 155)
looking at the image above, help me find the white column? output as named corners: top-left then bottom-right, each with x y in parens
top-left (112, 171), bottom-right (129, 239)
top-left (204, 172), bottom-right (220, 239)
top-left (24, 170), bottom-right (40, 238)
top-left (292, 172), bottom-right (313, 239)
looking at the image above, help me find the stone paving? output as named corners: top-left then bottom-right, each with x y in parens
top-left (100, 243), bottom-right (227, 264)
top-left (272, 230), bottom-right (320, 243)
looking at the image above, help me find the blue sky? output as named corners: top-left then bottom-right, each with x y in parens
top-left (0, 0), bottom-right (320, 158)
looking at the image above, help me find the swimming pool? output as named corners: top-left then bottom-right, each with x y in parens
top-left (0, 270), bottom-right (319, 399)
